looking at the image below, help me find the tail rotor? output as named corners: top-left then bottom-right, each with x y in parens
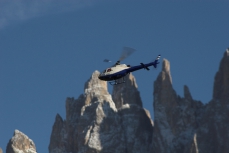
top-left (153, 55), bottom-right (161, 68)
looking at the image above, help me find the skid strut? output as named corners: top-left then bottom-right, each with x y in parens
top-left (109, 73), bottom-right (129, 85)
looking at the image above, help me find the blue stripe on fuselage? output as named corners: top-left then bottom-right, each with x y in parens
top-left (100, 69), bottom-right (128, 81)
top-left (99, 61), bottom-right (158, 81)
top-left (126, 61), bottom-right (156, 73)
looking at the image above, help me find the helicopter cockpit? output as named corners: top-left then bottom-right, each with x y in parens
top-left (99, 47), bottom-right (135, 80)
top-left (106, 68), bottom-right (112, 72)
top-left (103, 68), bottom-right (112, 73)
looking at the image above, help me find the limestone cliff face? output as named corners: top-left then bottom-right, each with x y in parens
top-left (6, 130), bottom-right (37, 153)
top-left (49, 70), bottom-right (153, 153)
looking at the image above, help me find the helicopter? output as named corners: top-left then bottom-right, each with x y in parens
top-left (98, 47), bottom-right (161, 85)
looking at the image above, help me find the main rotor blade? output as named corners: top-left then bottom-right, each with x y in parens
top-left (103, 59), bottom-right (112, 62)
top-left (119, 47), bottom-right (136, 62)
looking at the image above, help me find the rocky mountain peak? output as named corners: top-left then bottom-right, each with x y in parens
top-left (162, 58), bottom-right (172, 84)
top-left (84, 70), bottom-right (108, 95)
top-left (196, 50), bottom-right (229, 153)
top-left (6, 130), bottom-right (37, 153)
top-left (83, 70), bottom-right (111, 105)
top-left (153, 59), bottom-right (178, 152)
top-left (213, 49), bottom-right (229, 103)
top-left (226, 47), bottom-right (229, 55)
top-left (112, 73), bottom-right (142, 109)
top-left (153, 57), bottom-right (206, 153)
top-left (154, 59), bottom-right (177, 107)
top-left (49, 70), bottom-right (154, 153)
top-left (0, 148), bottom-right (2, 153)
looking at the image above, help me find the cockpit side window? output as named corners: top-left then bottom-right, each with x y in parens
top-left (107, 68), bottom-right (112, 72)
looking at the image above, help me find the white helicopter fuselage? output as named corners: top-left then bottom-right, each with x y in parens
top-left (99, 64), bottom-right (130, 81)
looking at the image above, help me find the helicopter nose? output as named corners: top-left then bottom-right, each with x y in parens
top-left (98, 74), bottom-right (103, 80)
top-left (99, 73), bottom-right (107, 80)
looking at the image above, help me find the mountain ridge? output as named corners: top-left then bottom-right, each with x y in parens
top-left (3, 49), bottom-right (229, 153)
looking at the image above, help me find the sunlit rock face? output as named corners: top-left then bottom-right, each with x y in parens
top-left (49, 71), bottom-right (119, 153)
top-left (6, 130), bottom-right (37, 153)
top-left (0, 148), bottom-right (3, 153)
top-left (49, 70), bottom-right (153, 153)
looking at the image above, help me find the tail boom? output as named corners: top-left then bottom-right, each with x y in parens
top-left (126, 54), bottom-right (161, 73)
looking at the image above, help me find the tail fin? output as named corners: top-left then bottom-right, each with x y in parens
top-left (153, 55), bottom-right (161, 68)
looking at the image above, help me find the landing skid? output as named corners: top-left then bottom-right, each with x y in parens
top-left (109, 77), bottom-right (126, 85)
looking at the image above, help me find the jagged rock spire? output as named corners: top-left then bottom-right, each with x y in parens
top-left (184, 85), bottom-right (193, 101)
top-left (49, 70), bottom-right (154, 153)
top-left (213, 49), bottom-right (229, 103)
top-left (84, 70), bottom-right (113, 105)
top-left (196, 50), bottom-right (229, 153)
top-left (49, 114), bottom-right (67, 153)
top-left (153, 59), bottom-right (177, 152)
top-left (50, 71), bottom-right (118, 153)
top-left (6, 130), bottom-right (37, 153)
top-left (153, 59), bottom-right (177, 107)
top-left (162, 58), bottom-right (173, 84)
top-left (84, 70), bottom-right (108, 96)
top-left (153, 58), bottom-right (204, 153)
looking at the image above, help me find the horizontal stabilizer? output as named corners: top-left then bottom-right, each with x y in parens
top-left (140, 63), bottom-right (150, 70)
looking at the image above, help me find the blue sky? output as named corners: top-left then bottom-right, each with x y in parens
top-left (0, 1), bottom-right (229, 152)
